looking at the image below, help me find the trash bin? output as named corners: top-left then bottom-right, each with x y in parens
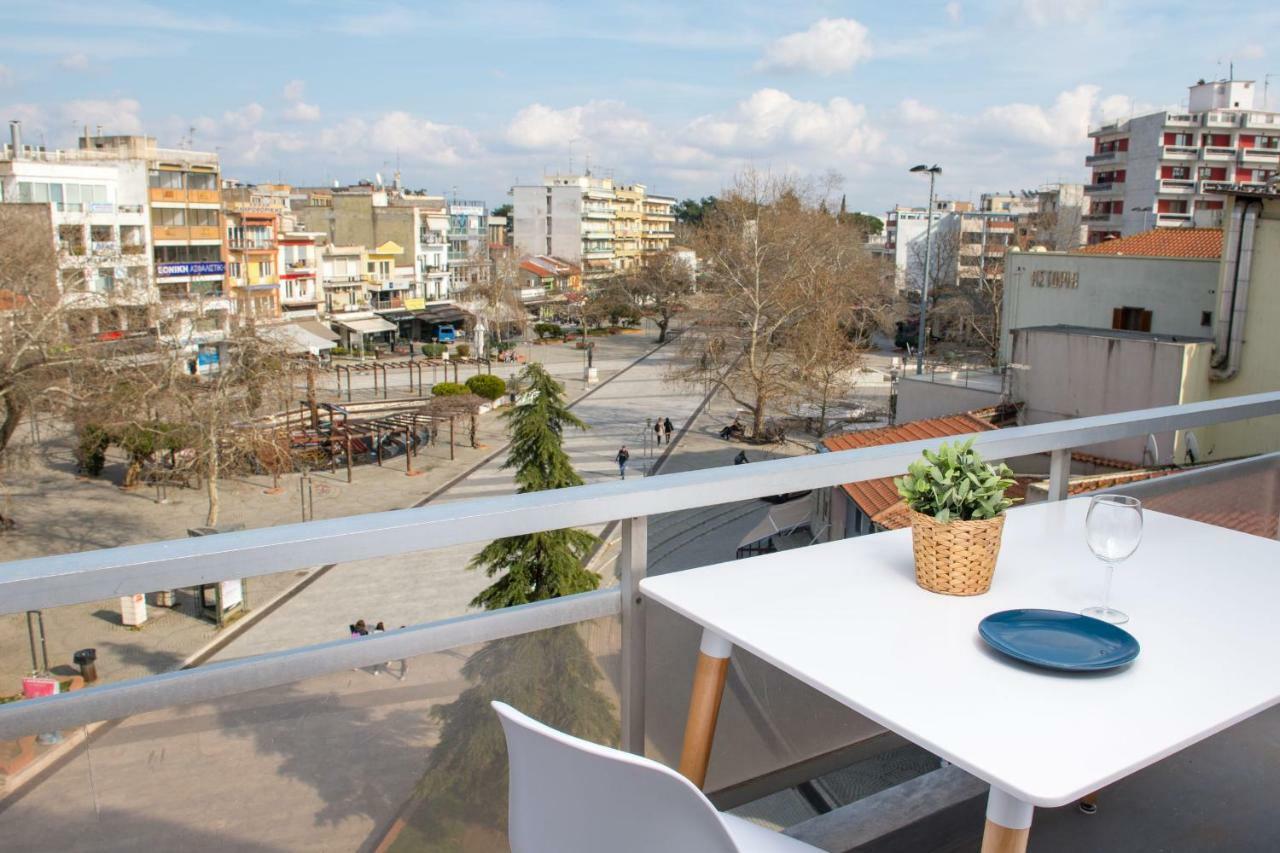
top-left (73, 648), bottom-right (98, 683)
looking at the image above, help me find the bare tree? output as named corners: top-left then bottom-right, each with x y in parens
top-left (907, 224), bottom-right (960, 296)
top-left (674, 170), bottom-right (889, 438)
top-left (609, 250), bottom-right (693, 343)
top-left (789, 312), bottom-right (864, 436)
top-left (456, 248), bottom-right (529, 356)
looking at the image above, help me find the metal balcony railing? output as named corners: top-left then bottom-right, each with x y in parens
top-left (2, 390), bottom-right (1280, 753)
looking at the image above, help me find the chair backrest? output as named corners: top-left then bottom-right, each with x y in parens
top-left (492, 701), bottom-right (740, 853)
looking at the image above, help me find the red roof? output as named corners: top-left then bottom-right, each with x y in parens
top-left (821, 413), bottom-right (999, 526)
top-left (1075, 228), bottom-right (1222, 259)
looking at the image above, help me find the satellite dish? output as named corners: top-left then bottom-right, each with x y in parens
top-left (332, 179), bottom-right (339, 188)
top-left (1184, 432), bottom-right (1200, 464)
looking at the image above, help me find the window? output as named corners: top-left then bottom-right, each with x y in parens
top-left (1166, 166), bottom-right (1190, 180)
top-left (187, 172), bottom-right (216, 190)
top-left (1112, 306), bottom-right (1152, 332)
top-left (188, 209), bottom-right (219, 227)
top-left (154, 208), bottom-right (186, 226)
top-left (149, 171), bottom-right (183, 189)
top-left (1201, 311), bottom-right (1213, 327)
top-left (58, 225), bottom-right (85, 254)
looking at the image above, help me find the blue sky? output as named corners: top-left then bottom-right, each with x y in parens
top-left (1, 1), bottom-right (1276, 214)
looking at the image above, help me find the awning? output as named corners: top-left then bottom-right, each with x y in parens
top-left (292, 319), bottom-right (340, 342)
top-left (334, 317), bottom-right (397, 335)
top-left (738, 495), bottom-right (814, 550)
top-left (413, 304), bottom-right (472, 324)
top-left (374, 309), bottom-right (414, 320)
top-left (262, 323), bottom-right (336, 356)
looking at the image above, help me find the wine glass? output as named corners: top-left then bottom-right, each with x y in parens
top-left (1083, 495), bottom-right (1143, 624)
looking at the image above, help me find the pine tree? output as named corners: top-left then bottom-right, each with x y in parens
top-left (467, 362), bottom-right (601, 609)
top-left (395, 363), bottom-right (615, 849)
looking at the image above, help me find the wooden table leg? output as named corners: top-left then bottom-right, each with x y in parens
top-left (677, 629), bottom-right (732, 788)
top-left (981, 787), bottom-right (1033, 853)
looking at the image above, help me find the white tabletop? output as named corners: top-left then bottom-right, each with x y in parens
top-left (640, 499), bottom-right (1280, 807)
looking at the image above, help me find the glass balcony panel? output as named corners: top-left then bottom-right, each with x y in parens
top-left (0, 616), bottom-right (621, 853)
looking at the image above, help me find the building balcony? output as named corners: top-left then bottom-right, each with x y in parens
top-left (1203, 146), bottom-right (1237, 161)
top-left (1082, 211), bottom-right (1114, 222)
top-left (1244, 113), bottom-right (1280, 129)
top-left (1085, 152), bottom-right (1117, 166)
top-left (1165, 113), bottom-right (1198, 126)
top-left (1160, 145), bottom-right (1200, 161)
top-left (1, 396), bottom-right (1279, 852)
top-left (1158, 179), bottom-right (1197, 194)
top-left (582, 207), bottom-right (615, 219)
top-left (1240, 147), bottom-right (1280, 164)
top-left (1084, 182), bottom-right (1123, 194)
top-left (1156, 211), bottom-right (1193, 225)
top-left (1203, 112), bottom-right (1240, 128)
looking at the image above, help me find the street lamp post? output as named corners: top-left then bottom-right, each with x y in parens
top-left (911, 164), bottom-right (942, 375)
top-left (1131, 206), bottom-right (1152, 231)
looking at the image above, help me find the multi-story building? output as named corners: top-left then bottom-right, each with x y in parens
top-left (225, 208), bottom-right (280, 322)
top-left (880, 200), bottom-right (970, 291)
top-left (320, 244), bottom-right (368, 315)
top-left (1, 123), bottom-right (155, 337)
top-left (1085, 78), bottom-right (1280, 242)
top-left (955, 211), bottom-right (1016, 289)
top-left (512, 174), bottom-right (679, 283)
top-left (1012, 184), bottom-right (1089, 251)
top-left (447, 199), bottom-right (489, 288)
top-left (277, 230), bottom-right (323, 321)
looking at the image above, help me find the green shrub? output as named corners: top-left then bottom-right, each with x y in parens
top-left (331, 346), bottom-right (348, 356)
top-left (76, 424), bottom-right (110, 476)
top-left (534, 322), bottom-right (563, 340)
top-left (455, 343), bottom-right (472, 358)
top-left (465, 374), bottom-right (506, 401)
top-left (894, 439), bottom-right (1014, 523)
top-left (421, 343), bottom-right (446, 357)
top-left (431, 382), bottom-right (469, 397)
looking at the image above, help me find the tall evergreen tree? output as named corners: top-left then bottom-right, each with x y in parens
top-left (394, 362), bottom-right (614, 851)
top-left (468, 362), bottom-right (601, 609)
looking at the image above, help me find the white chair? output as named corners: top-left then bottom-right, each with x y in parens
top-left (492, 701), bottom-right (821, 852)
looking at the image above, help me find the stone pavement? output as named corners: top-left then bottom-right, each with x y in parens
top-left (0, 329), bottom-right (660, 695)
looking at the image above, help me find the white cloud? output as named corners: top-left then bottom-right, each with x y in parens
top-left (755, 18), bottom-right (872, 76)
top-left (899, 98), bottom-right (942, 125)
top-left (504, 100), bottom-right (652, 152)
top-left (58, 52), bottom-right (89, 71)
top-left (0, 65), bottom-right (13, 87)
top-left (1235, 43), bottom-right (1265, 61)
top-left (218, 102), bottom-right (265, 131)
top-left (1018, 0), bottom-right (1099, 26)
top-left (282, 79), bottom-right (306, 101)
top-left (506, 103), bottom-right (584, 149)
top-left (945, 2), bottom-right (962, 23)
top-left (982, 84), bottom-right (1099, 147)
top-left (687, 88), bottom-right (881, 157)
top-left (284, 102), bottom-right (321, 122)
top-left (367, 112), bottom-right (478, 164)
top-left (60, 98), bottom-right (144, 134)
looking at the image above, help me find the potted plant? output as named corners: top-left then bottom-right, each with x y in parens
top-left (895, 439), bottom-right (1015, 596)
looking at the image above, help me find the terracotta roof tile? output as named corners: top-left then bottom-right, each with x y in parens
top-left (821, 413), bottom-right (999, 525)
top-left (1074, 228), bottom-right (1222, 259)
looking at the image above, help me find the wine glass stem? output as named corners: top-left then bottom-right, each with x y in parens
top-left (1102, 560), bottom-right (1115, 611)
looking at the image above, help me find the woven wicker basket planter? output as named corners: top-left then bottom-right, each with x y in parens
top-left (909, 510), bottom-right (1006, 596)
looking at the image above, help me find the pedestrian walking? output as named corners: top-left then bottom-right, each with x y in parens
top-left (654, 418), bottom-right (664, 446)
top-left (615, 445), bottom-right (630, 479)
top-left (663, 417), bottom-right (674, 444)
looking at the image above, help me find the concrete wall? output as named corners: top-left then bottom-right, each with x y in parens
top-left (1011, 328), bottom-right (1211, 465)
top-left (549, 185), bottom-right (585, 262)
top-left (1199, 198), bottom-right (1280, 458)
top-left (895, 375), bottom-right (1004, 422)
top-left (1001, 250), bottom-right (1218, 362)
top-left (1118, 112), bottom-right (1164, 235)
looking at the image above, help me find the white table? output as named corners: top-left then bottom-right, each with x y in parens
top-left (640, 499), bottom-right (1280, 852)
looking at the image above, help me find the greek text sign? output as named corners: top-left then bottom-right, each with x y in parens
top-left (1030, 269), bottom-right (1079, 289)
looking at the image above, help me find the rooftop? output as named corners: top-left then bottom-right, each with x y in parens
top-left (1074, 228), bottom-right (1222, 259)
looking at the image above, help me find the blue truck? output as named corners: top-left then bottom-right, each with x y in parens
top-left (435, 324), bottom-right (457, 343)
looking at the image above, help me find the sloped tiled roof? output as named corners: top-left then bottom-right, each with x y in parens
top-left (821, 413), bottom-right (999, 526)
top-left (1075, 228), bottom-right (1222, 259)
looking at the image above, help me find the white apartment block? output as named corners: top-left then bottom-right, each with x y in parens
top-left (1086, 78), bottom-right (1280, 242)
top-left (512, 174), bottom-right (675, 282)
top-left (881, 200), bottom-right (967, 291)
top-left (1, 121), bottom-right (155, 335)
top-left (447, 199), bottom-right (489, 289)
top-left (278, 230), bottom-right (324, 320)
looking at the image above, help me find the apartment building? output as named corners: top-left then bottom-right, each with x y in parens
top-left (277, 230), bottom-right (323, 320)
top-left (225, 209), bottom-right (280, 322)
top-left (320, 244), bottom-right (368, 315)
top-left (955, 211), bottom-right (1016, 288)
top-left (881, 200), bottom-right (970, 290)
top-left (1085, 78), bottom-right (1280, 242)
top-left (0, 123), bottom-right (155, 337)
top-left (447, 199), bottom-right (489, 288)
top-left (512, 174), bottom-right (678, 282)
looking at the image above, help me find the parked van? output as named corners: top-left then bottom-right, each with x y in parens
top-left (436, 324), bottom-right (457, 343)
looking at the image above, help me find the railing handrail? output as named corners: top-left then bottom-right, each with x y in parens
top-left (3, 390), bottom-right (1280, 615)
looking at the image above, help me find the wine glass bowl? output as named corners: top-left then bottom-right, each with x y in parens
top-left (1083, 495), bottom-right (1143, 624)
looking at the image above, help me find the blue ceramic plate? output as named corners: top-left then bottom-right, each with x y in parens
top-left (978, 609), bottom-right (1140, 672)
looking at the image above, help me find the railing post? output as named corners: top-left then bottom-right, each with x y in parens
top-left (620, 516), bottom-right (648, 755)
top-left (1048, 448), bottom-right (1070, 502)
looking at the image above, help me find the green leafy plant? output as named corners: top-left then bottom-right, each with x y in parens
top-left (75, 423), bottom-right (110, 476)
top-left (431, 381), bottom-right (469, 397)
top-left (421, 343), bottom-right (446, 357)
top-left (465, 374), bottom-right (506, 401)
top-left (895, 439), bottom-right (1015, 523)
top-left (455, 343), bottom-right (472, 358)
top-left (533, 322), bottom-right (562, 340)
